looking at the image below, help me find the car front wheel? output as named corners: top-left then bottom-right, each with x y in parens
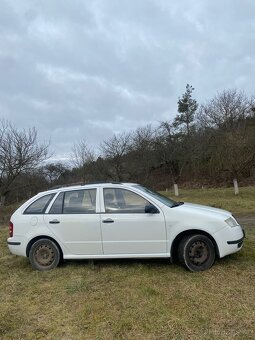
top-left (178, 234), bottom-right (215, 272)
top-left (29, 238), bottom-right (60, 271)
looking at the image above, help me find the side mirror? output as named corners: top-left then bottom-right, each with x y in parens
top-left (145, 204), bottom-right (159, 214)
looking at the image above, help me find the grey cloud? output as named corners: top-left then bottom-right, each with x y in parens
top-left (0, 0), bottom-right (254, 160)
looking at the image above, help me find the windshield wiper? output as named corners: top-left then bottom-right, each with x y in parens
top-left (171, 201), bottom-right (184, 208)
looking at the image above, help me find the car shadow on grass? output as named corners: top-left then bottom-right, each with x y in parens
top-left (59, 249), bottom-right (250, 273)
top-left (61, 257), bottom-right (172, 269)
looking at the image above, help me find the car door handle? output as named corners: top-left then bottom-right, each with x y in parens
top-left (49, 219), bottom-right (60, 224)
top-left (102, 218), bottom-right (114, 223)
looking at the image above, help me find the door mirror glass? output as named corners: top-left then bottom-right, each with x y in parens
top-left (145, 204), bottom-right (159, 214)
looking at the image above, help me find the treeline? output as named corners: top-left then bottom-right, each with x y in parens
top-left (1, 86), bottom-right (255, 205)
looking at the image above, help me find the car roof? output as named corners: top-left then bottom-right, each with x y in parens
top-left (39, 182), bottom-right (139, 195)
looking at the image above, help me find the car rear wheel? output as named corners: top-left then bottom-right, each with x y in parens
top-left (178, 234), bottom-right (215, 272)
top-left (29, 238), bottom-right (60, 271)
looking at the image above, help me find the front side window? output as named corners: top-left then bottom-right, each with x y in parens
top-left (24, 194), bottom-right (55, 214)
top-left (62, 189), bottom-right (96, 214)
top-left (103, 188), bottom-right (151, 213)
top-left (134, 185), bottom-right (177, 208)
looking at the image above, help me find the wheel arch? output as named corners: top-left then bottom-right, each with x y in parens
top-left (170, 229), bottom-right (220, 263)
top-left (26, 235), bottom-right (63, 260)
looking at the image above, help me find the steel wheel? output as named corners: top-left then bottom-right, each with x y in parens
top-left (188, 240), bottom-right (209, 266)
top-left (29, 238), bottom-right (60, 271)
top-left (178, 234), bottom-right (215, 272)
top-left (35, 244), bottom-right (55, 267)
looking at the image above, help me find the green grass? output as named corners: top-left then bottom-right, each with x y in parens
top-left (0, 226), bottom-right (255, 339)
top-left (0, 186), bottom-right (255, 339)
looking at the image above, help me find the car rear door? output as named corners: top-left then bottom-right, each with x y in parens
top-left (44, 188), bottom-right (102, 255)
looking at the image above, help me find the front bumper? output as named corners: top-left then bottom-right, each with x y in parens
top-left (213, 226), bottom-right (245, 258)
top-left (227, 229), bottom-right (245, 248)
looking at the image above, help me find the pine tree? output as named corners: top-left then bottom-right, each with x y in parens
top-left (174, 84), bottom-right (198, 137)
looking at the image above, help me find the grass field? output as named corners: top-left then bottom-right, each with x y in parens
top-left (0, 186), bottom-right (254, 339)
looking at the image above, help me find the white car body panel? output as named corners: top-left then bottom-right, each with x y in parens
top-left (44, 213), bottom-right (103, 255)
top-left (101, 212), bottom-right (167, 254)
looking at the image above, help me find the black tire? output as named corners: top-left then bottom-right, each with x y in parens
top-left (178, 234), bottom-right (215, 272)
top-left (29, 238), bottom-right (60, 271)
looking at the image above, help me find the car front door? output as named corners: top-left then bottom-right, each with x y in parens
top-left (44, 188), bottom-right (102, 255)
top-left (100, 187), bottom-right (167, 255)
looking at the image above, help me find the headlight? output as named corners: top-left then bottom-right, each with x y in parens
top-left (225, 217), bottom-right (239, 227)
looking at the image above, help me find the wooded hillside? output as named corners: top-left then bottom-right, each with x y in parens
top-left (1, 86), bottom-right (254, 205)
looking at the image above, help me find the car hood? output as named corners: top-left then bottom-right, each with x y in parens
top-left (177, 202), bottom-right (232, 218)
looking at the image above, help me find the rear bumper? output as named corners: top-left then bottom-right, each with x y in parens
top-left (7, 237), bottom-right (26, 256)
top-left (7, 241), bottom-right (21, 246)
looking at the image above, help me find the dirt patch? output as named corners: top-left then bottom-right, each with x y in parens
top-left (236, 214), bottom-right (255, 226)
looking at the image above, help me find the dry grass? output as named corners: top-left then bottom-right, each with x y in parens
top-left (0, 186), bottom-right (254, 339)
top-left (0, 202), bottom-right (23, 225)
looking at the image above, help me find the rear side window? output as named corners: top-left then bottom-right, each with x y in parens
top-left (24, 194), bottom-right (55, 214)
top-left (63, 189), bottom-right (96, 214)
top-left (49, 192), bottom-right (64, 214)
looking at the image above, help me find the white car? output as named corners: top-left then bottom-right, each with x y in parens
top-left (7, 182), bottom-right (245, 272)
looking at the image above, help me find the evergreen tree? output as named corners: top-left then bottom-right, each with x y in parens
top-left (174, 84), bottom-right (198, 136)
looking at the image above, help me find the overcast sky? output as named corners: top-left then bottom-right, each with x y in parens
top-left (0, 0), bottom-right (254, 161)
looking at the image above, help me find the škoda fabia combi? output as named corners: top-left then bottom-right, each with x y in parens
top-left (7, 183), bottom-right (245, 272)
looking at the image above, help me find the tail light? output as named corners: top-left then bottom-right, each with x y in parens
top-left (9, 221), bottom-right (13, 237)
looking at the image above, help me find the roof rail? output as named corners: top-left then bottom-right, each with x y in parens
top-left (49, 181), bottom-right (123, 190)
top-left (82, 181), bottom-right (123, 185)
top-left (49, 182), bottom-right (85, 190)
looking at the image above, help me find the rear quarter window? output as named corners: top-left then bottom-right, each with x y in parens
top-left (24, 194), bottom-right (55, 214)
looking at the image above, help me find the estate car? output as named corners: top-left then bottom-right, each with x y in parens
top-left (7, 182), bottom-right (245, 271)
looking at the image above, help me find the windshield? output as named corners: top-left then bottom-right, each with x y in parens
top-left (134, 185), bottom-right (177, 208)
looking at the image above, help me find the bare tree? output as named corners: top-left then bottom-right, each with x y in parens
top-left (197, 90), bottom-right (255, 192)
top-left (204, 128), bottom-right (255, 193)
top-left (71, 139), bottom-right (95, 183)
top-left (100, 132), bottom-right (131, 181)
top-left (128, 125), bottom-right (157, 183)
top-left (0, 120), bottom-right (49, 205)
top-left (157, 122), bottom-right (189, 195)
top-left (198, 89), bottom-right (252, 130)
top-left (42, 162), bottom-right (68, 186)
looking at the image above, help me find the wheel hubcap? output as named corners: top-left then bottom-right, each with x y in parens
top-left (35, 245), bottom-right (55, 266)
top-left (188, 241), bottom-right (209, 266)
